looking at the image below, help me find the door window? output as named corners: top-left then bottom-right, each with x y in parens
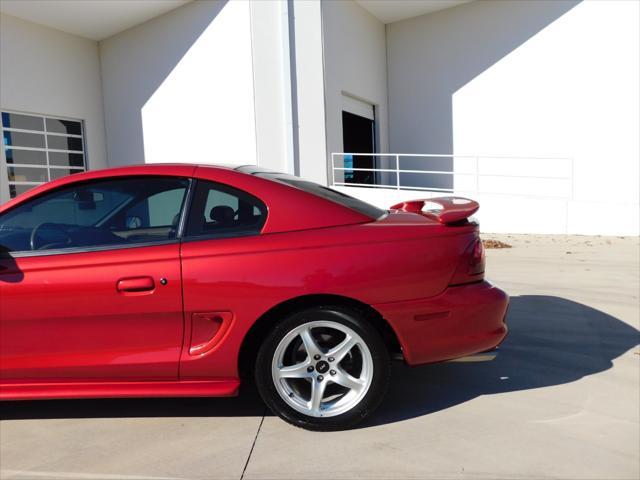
top-left (185, 180), bottom-right (266, 238)
top-left (0, 176), bottom-right (189, 253)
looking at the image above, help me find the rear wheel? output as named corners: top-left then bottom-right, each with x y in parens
top-left (254, 306), bottom-right (390, 431)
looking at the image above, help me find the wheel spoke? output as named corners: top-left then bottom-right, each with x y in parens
top-left (299, 327), bottom-right (322, 359)
top-left (276, 361), bottom-right (312, 380)
top-left (326, 334), bottom-right (358, 363)
top-left (309, 379), bottom-right (327, 413)
top-left (331, 368), bottom-right (366, 392)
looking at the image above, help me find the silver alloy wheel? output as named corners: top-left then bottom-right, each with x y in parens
top-left (271, 320), bottom-right (374, 418)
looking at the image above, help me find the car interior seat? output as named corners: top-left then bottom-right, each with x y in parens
top-left (205, 205), bottom-right (236, 230)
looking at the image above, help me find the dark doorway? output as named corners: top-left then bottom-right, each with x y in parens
top-left (342, 110), bottom-right (375, 185)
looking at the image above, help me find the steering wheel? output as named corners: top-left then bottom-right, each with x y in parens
top-left (30, 223), bottom-right (72, 251)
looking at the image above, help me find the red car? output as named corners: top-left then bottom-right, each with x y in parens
top-left (0, 164), bottom-right (508, 430)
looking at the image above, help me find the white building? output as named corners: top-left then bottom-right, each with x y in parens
top-left (1, 0), bottom-right (638, 235)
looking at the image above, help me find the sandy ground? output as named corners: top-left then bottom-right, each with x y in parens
top-left (1, 234), bottom-right (639, 480)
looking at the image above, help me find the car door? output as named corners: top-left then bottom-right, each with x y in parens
top-left (178, 179), bottom-right (268, 379)
top-left (0, 175), bottom-right (190, 381)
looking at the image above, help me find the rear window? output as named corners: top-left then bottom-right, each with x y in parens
top-left (237, 167), bottom-right (385, 219)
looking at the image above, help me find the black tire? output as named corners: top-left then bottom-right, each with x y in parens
top-left (254, 305), bottom-right (390, 431)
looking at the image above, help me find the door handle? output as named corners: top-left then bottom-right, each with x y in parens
top-left (116, 276), bottom-right (155, 294)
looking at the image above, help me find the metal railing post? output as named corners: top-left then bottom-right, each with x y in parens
top-left (396, 154), bottom-right (400, 190)
top-left (331, 153), bottom-right (336, 187)
top-left (566, 157), bottom-right (575, 234)
top-left (475, 156), bottom-right (480, 195)
top-left (569, 157), bottom-right (575, 200)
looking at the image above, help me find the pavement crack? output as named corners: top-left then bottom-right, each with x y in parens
top-left (240, 407), bottom-right (266, 480)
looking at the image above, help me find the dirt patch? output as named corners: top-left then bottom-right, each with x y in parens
top-left (483, 239), bottom-right (512, 249)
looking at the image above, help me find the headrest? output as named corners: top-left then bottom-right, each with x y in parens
top-left (209, 206), bottom-right (235, 224)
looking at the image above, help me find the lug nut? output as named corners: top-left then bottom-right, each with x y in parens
top-left (313, 354), bottom-right (321, 360)
top-left (317, 375), bottom-right (324, 381)
top-left (328, 357), bottom-right (335, 362)
top-left (307, 366), bottom-right (314, 372)
top-left (330, 369), bottom-right (336, 376)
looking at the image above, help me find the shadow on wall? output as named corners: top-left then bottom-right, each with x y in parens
top-left (100, 0), bottom-right (228, 166)
top-left (387, 0), bottom-right (582, 190)
top-left (1, 295), bottom-right (638, 425)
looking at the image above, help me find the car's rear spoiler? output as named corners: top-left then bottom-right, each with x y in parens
top-left (390, 197), bottom-right (479, 225)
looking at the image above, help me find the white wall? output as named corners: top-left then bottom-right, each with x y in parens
top-left (380, 0), bottom-right (639, 235)
top-left (0, 13), bottom-right (108, 174)
top-left (292, 0), bottom-right (328, 185)
top-left (99, 0), bottom-right (257, 167)
top-left (250, 0), bottom-right (294, 174)
top-left (321, 0), bottom-right (389, 183)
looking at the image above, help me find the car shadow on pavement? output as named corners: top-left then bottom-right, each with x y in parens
top-left (1, 295), bottom-right (638, 425)
top-left (0, 387), bottom-right (267, 420)
top-left (361, 295), bottom-right (640, 428)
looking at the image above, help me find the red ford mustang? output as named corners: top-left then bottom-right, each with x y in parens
top-left (0, 164), bottom-right (508, 430)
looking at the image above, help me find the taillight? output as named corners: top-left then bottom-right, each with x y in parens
top-left (469, 238), bottom-right (485, 275)
top-left (449, 238), bottom-right (485, 285)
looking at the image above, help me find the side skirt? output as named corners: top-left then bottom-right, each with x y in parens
top-left (0, 379), bottom-right (241, 401)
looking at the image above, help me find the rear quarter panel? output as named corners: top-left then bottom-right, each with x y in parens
top-left (179, 217), bottom-right (477, 379)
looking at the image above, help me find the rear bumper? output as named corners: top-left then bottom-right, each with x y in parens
top-left (373, 281), bottom-right (508, 366)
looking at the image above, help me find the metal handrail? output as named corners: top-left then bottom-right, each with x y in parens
top-left (330, 152), bottom-right (574, 199)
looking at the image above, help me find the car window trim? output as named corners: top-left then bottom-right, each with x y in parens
top-left (5, 239), bottom-right (180, 259)
top-left (176, 178), bottom-right (196, 239)
top-left (180, 229), bottom-right (263, 245)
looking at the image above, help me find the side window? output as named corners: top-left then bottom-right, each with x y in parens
top-left (185, 180), bottom-right (266, 238)
top-left (0, 177), bottom-right (189, 253)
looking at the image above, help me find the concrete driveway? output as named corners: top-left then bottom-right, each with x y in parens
top-left (1, 235), bottom-right (639, 480)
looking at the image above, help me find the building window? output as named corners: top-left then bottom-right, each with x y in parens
top-left (1, 111), bottom-right (86, 199)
